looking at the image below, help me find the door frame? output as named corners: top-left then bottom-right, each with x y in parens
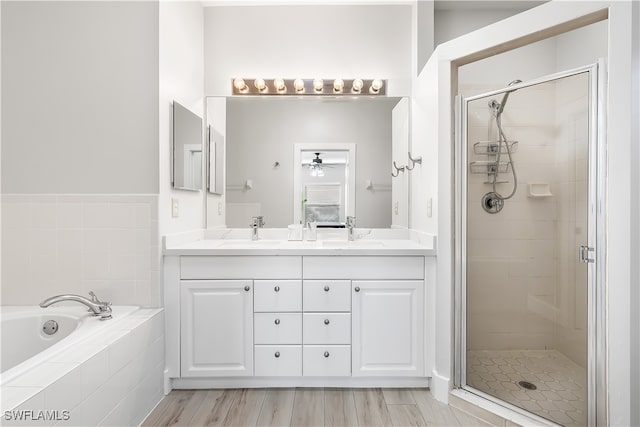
top-left (453, 62), bottom-right (607, 426)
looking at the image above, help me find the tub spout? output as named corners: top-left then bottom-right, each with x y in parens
top-left (40, 293), bottom-right (112, 320)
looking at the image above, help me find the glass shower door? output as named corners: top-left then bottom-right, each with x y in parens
top-left (457, 66), bottom-right (601, 427)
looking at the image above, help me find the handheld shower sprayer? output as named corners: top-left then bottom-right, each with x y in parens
top-left (497, 79), bottom-right (523, 115)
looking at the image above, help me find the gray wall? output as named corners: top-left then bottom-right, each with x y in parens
top-left (1, 1), bottom-right (159, 194)
top-left (225, 98), bottom-right (397, 228)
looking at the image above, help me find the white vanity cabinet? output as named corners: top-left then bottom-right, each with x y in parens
top-left (352, 280), bottom-right (424, 377)
top-left (180, 280), bottom-right (254, 377)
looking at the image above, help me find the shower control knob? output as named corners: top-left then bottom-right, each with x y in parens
top-left (244, 285), bottom-right (250, 292)
top-left (324, 351), bottom-right (330, 358)
top-left (324, 319), bottom-right (330, 325)
top-left (275, 352), bottom-right (280, 358)
top-left (354, 287), bottom-right (360, 292)
top-left (274, 285), bottom-right (280, 292)
top-left (275, 318), bottom-right (281, 325)
top-left (324, 285), bottom-right (330, 292)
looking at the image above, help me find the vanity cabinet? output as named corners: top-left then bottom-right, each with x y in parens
top-left (180, 280), bottom-right (254, 377)
top-left (352, 280), bottom-right (424, 377)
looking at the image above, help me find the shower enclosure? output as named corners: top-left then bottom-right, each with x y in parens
top-left (455, 64), bottom-right (605, 426)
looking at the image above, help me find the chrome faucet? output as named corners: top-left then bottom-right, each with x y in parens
top-left (346, 216), bottom-right (356, 241)
top-left (250, 216), bottom-right (265, 240)
top-left (40, 292), bottom-right (112, 320)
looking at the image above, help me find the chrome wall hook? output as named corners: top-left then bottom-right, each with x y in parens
top-left (391, 161), bottom-right (405, 178)
top-left (406, 152), bottom-right (422, 170)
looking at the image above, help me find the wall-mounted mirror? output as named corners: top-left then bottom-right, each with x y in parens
top-left (206, 96), bottom-right (410, 229)
top-left (172, 101), bottom-right (203, 191)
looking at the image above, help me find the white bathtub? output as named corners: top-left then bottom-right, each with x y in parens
top-left (0, 306), bottom-right (165, 426)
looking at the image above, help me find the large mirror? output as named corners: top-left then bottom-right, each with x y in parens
top-left (172, 101), bottom-right (203, 191)
top-left (206, 96), bottom-right (410, 228)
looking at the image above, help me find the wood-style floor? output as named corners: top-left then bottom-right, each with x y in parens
top-left (142, 388), bottom-right (492, 427)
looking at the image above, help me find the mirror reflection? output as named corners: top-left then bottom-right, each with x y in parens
top-left (172, 101), bottom-right (203, 191)
top-left (206, 96), bottom-right (408, 228)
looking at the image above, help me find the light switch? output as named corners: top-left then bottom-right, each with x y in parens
top-left (218, 202), bottom-right (223, 215)
top-left (171, 198), bottom-right (179, 218)
top-left (394, 201), bottom-right (399, 215)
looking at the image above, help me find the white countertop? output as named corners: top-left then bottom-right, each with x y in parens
top-left (163, 229), bottom-right (436, 256)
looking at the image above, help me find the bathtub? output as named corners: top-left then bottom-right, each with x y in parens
top-left (0, 305), bottom-right (165, 426)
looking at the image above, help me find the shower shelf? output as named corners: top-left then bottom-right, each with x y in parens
top-left (473, 141), bottom-right (518, 155)
top-left (469, 161), bottom-right (511, 175)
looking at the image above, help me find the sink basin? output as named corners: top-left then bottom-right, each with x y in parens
top-left (321, 240), bottom-right (385, 248)
top-left (217, 240), bottom-right (281, 248)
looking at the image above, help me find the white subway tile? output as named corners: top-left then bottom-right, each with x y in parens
top-left (31, 202), bottom-right (57, 228)
top-left (107, 204), bottom-right (135, 228)
top-left (56, 203), bottom-right (83, 229)
top-left (107, 255), bottom-right (135, 281)
top-left (79, 350), bottom-right (109, 397)
top-left (108, 230), bottom-right (138, 256)
top-left (6, 363), bottom-right (77, 388)
top-left (1, 386), bottom-right (43, 413)
top-left (29, 229), bottom-right (58, 256)
top-left (134, 204), bottom-right (151, 229)
top-left (2, 201), bottom-right (32, 229)
top-left (83, 203), bottom-right (111, 228)
top-left (44, 369), bottom-right (83, 413)
top-left (56, 230), bottom-right (83, 257)
top-left (82, 230), bottom-right (110, 255)
top-left (82, 255), bottom-right (108, 280)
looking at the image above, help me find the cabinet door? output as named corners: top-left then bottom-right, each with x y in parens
top-left (352, 281), bottom-right (424, 377)
top-left (181, 280), bottom-right (253, 377)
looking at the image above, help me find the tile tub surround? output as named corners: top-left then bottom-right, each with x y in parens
top-left (0, 308), bottom-right (164, 427)
top-left (1, 194), bottom-right (160, 307)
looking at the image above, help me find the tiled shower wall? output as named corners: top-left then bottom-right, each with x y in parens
top-left (465, 83), bottom-right (558, 351)
top-left (1, 195), bottom-right (160, 307)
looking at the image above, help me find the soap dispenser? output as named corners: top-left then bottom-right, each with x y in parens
top-left (305, 214), bottom-right (317, 241)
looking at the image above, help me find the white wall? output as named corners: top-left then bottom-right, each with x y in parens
top-left (224, 98), bottom-right (396, 228)
top-left (1, 1), bottom-right (159, 194)
top-left (159, 1), bottom-right (205, 236)
top-left (414, 6), bottom-right (637, 426)
top-left (1, 1), bottom-right (161, 307)
top-left (203, 5), bottom-right (412, 96)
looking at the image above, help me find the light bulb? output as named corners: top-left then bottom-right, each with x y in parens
top-left (294, 79), bottom-right (305, 93)
top-left (352, 78), bottom-right (363, 93)
top-left (317, 168), bottom-right (325, 177)
top-left (254, 78), bottom-right (267, 92)
top-left (274, 78), bottom-right (286, 92)
top-left (370, 79), bottom-right (383, 94)
top-left (333, 78), bottom-right (344, 93)
top-left (233, 77), bottom-right (247, 92)
top-left (313, 79), bottom-right (324, 93)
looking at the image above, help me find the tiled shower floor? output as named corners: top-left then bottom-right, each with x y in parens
top-left (466, 350), bottom-right (587, 427)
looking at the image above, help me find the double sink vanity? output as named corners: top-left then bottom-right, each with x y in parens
top-left (163, 228), bottom-right (436, 388)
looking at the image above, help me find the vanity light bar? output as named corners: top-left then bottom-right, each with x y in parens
top-left (231, 78), bottom-right (386, 96)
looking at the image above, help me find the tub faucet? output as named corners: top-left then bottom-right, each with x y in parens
top-left (250, 216), bottom-right (265, 240)
top-left (40, 292), bottom-right (112, 320)
top-left (346, 216), bottom-right (356, 241)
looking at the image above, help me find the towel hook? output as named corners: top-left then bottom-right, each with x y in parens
top-left (406, 152), bottom-right (422, 170)
top-left (391, 161), bottom-right (405, 178)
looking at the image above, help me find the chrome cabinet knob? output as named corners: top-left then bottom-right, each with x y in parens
top-left (324, 285), bottom-right (330, 292)
top-left (275, 318), bottom-right (281, 325)
top-left (324, 319), bottom-right (330, 325)
top-left (274, 285), bottom-right (280, 292)
top-left (244, 285), bottom-right (251, 291)
top-left (324, 351), bottom-right (330, 358)
top-left (275, 351), bottom-right (280, 358)
top-left (354, 286), bottom-right (360, 292)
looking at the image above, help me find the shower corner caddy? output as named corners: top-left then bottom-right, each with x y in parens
top-left (469, 141), bottom-right (518, 175)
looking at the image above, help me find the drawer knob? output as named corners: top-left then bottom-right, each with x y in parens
top-left (274, 285), bottom-right (280, 292)
top-left (244, 285), bottom-right (251, 292)
top-left (324, 285), bottom-right (330, 292)
top-left (324, 319), bottom-right (330, 325)
top-left (275, 351), bottom-right (280, 358)
top-left (354, 286), bottom-right (360, 292)
top-left (324, 351), bottom-right (330, 358)
top-left (274, 318), bottom-right (281, 325)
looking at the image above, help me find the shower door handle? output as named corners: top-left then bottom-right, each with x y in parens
top-left (579, 245), bottom-right (595, 263)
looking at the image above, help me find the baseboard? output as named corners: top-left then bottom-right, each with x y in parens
top-left (171, 376), bottom-right (430, 389)
top-left (164, 369), bottom-right (172, 395)
top-left (430, 369), bottom-right (451, 403)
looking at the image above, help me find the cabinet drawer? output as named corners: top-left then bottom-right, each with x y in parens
top-left (303, 256), bottom-right (424, 280)
top-left (254, 313), bottom-right (302, 344)
top-left (254, 280), bottom-right (302, 312)
top-left (303, 280), bottom-right (351, 312)
top-left (303, 345), bottom-right (351, 377)
top-left (255, 345), bottom-right (302, 377)
top-left (303, 313), bottom-right (351, 345)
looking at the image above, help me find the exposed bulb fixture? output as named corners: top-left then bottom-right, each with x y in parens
top-left (254, 78), bottom-right (267, 92)
top-left (274, 78), bottom-right (286, 93)
top-left (233, 77), bottom-right (247, 92)
top-left (313, 79), bottom-right (324, 93)
top-left (370, 79), bottom-right (383, 94)
top-left (352, 78), bottom-right (363, 93)
top-left (294, 79), bottom-right (305, 93)
top-left (333, 78), bottom-right (344, 93)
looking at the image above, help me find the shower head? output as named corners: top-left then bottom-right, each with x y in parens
top-left (498, 79), bottom-right (523, 115)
